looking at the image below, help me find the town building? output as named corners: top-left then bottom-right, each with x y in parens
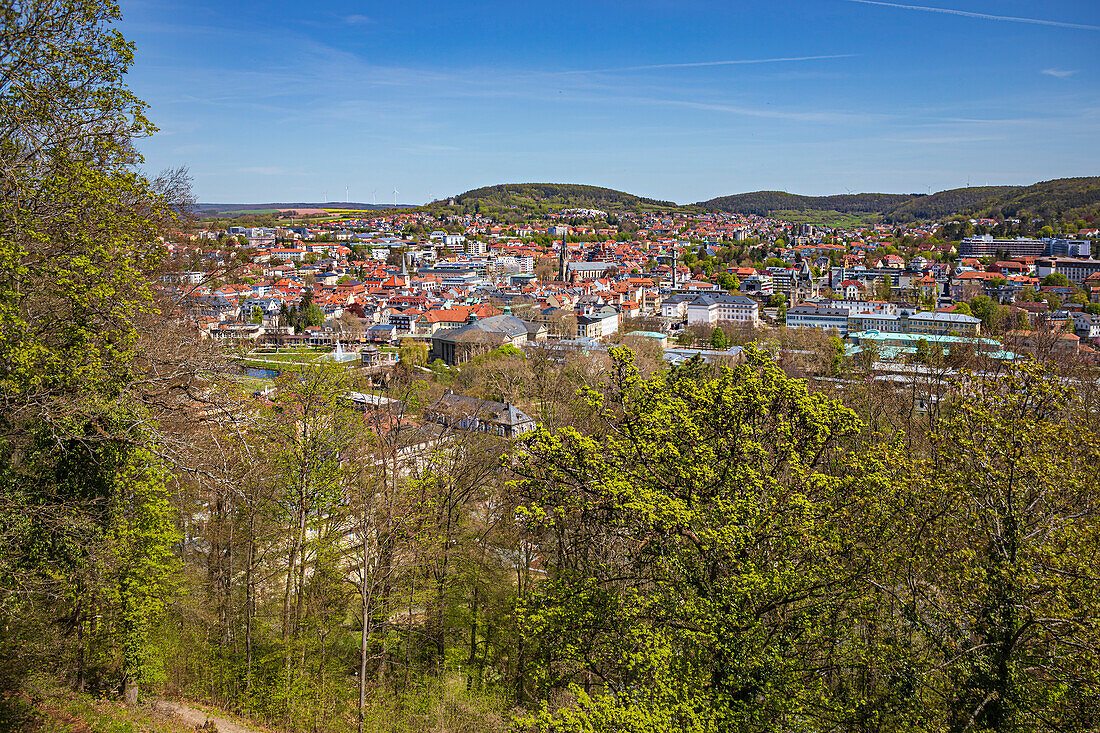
top-left (685, 294), bottom-right (760, 326)
top-left (1035, 257), bottom-right (1100, 285)
top-left (960, 236), bottom-right (1045, 258)
top-left (430, 313), bottom-right (547, 365)
top-left (785, 303), bottom-right (849, 334)
top-left (427, 394), bottom-right (536, 438)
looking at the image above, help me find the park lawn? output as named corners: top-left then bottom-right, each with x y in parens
top-left (245, 351), bottom-right (326, 364)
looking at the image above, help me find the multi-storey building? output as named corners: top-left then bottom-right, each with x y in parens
top-left (785, 304), bottom-right (849, 334)
top-left (960, 236), bottom-right (1045, 258)
top-left (686, 294), bottom-right (760, 326)
top-left (1035, 257), bottom-right (1100, 284)
top-left (906, 311), bottom-right (982, 337)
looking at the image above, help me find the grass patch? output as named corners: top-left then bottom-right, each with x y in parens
top-left (223, 375), bottom-right (275, 393)
top-left (1, 675), bottom-right (192, 733)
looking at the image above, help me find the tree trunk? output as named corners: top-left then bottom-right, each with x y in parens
top-left (124, 676), bottom-right (138, 705)
top-left (467, 583), bottom-right (479, 690)
top-left (245, 512), bottom-right (256, 691)
top-left (358, 508), bottom-right (370, 733)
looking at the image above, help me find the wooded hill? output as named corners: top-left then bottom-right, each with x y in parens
top-left (447, 183), bottom-right (683, 214)
top-left (431, 177), bottom-right (1100, 224)
top-left (695, 191), bottom-right (920, 217)
top-left (696, 177), bottom-right (1100, 223)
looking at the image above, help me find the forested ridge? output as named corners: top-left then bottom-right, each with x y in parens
top-left (451, 183), bottom-right (681, 213)
top-left (695, 190), bottom-right (921, 216)
top-left (436, 178), bottom-right (1100, 223)
top-left (4, 4), bottom-right (1100, 733)
top-left (696, 178), bottom-right (1100, 223)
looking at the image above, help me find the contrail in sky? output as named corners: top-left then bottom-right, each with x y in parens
top-left (560, 54), bottom-right (857, 75)
top-left (846, 0), bottom-right (1100, 32)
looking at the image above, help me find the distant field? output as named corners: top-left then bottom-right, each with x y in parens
top-left (202, 208), bottom-right (281, 217)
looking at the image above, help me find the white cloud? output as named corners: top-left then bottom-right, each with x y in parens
top-left (343, 14), bottom-right (373, 25)
top-left (1042, 68), bottom-right (1079, 78)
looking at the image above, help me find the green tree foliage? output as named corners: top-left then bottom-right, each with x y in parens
top-left (512, 348), bottom-right (910, 731)
top-left (399, 338), bottom-right (429, 367)
top-left (450, 183), bottom-right (680, 215)
top-left (699, 178), bottom-right (1100, 223)
top-left (825, 335), bottom-right (845, 375)
top-left (697, 190), bottom-right (918, 217)
top-left (969, 295), bottom-right (1001, 328)
top-left (715, 272), bottom-right (740, 291)
top-left (913, 337), bottom-right (939, 365)
top-left (0, 0), bottom-right (186, 701)
top-left (909, 363), bottom-right (1100, 730)
top-left (1041, 273), bottom-right (1071, 287)
top-left (709, 326), bottom-right (729, 349)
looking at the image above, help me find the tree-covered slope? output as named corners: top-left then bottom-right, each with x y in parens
top-left (695, 191), bottom-right (918, 216)
top-left (696, 177), bottom-right (1100, 223)
top-left (996, 176), bottom-right (1100, 219)
top-left (882, 186), bottom-right (1018, 222)
top-left (451, 183), bottom-right (681, 213)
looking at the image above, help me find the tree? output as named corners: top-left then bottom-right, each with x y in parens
top-left (710, 326), bottom-right (729, 349)
top-left (512, 347), bottom-right (908, 730)
top-left (907, 363), bottom-right (1100, 730)
top-left (875, 273), bottom-right (894, 301)
top-left (914, 337), bottom-right (938, 365)
top-left (715, 272), bottom-right (739, 291)
top-left (0, 0), bottom-right (189, 700)
top-left (825, 335), bottom-right (845, 376)
top-left (1042, 273), bottom-right (1071, 287)
top-left (261, 361), bottom-right (358, 719)
top-left (398, 338), bottom-right (429, 368)
top-left (970, 295), bottom-right (1001, 329)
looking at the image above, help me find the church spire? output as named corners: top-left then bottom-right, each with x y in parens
top-left (558, 231), bottom-right (567, 282)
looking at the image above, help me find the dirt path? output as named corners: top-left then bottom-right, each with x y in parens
top-left (155, 699), bottom-right (261, 733)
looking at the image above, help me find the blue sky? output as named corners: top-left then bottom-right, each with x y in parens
top-left (119, 0), bottom-right (1098, 204)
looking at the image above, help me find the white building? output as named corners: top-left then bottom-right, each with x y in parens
top-left (686, 294), bottom-right (760, 326)
top-left (785, 304), bottom-right (849, 334)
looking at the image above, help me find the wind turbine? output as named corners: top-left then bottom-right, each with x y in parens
top-left (372, 189), bottom-right (377, 205)
top-left (393, 187), bottom-right (398, 207)
top-left (345, 185), bottom-right (349, 203)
